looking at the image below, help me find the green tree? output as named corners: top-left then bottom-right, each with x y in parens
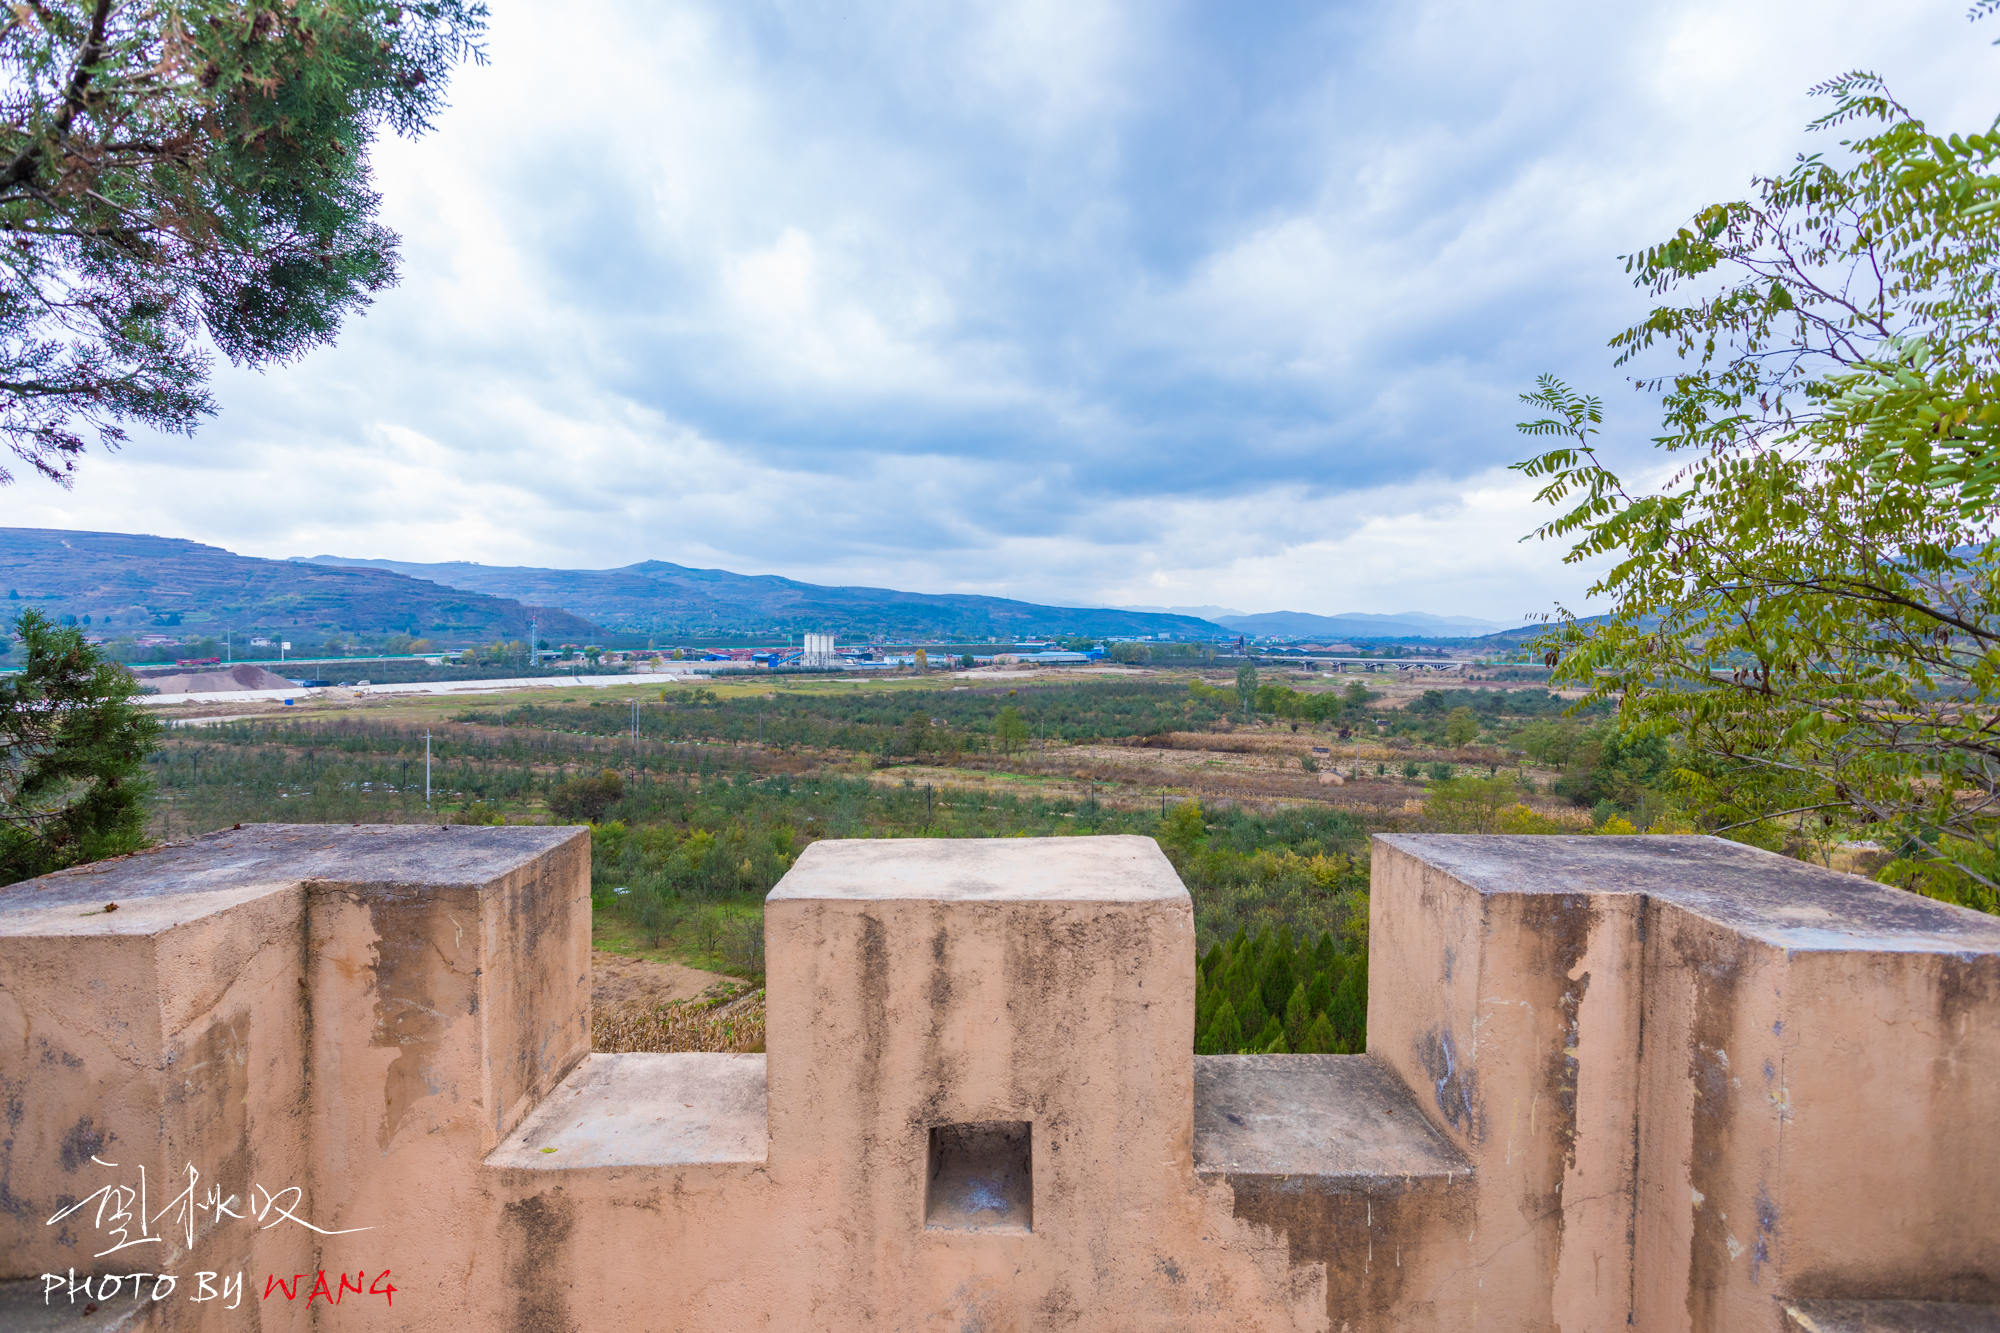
top-left (1343, 680), bottom-right (1370, 707)
top-left (1156, 798), bottom-right (1205, 857)
top-left (1518, 719), bottom-right (1581, 766)
top-left (994, 704), bottom-right (1028, 755)
top-left (1258, 928), bottom-right (1297, 1017)
top-left (1, 608), bottom-right (159, 883)
top-left (1513, 30), bottom-right (2000, 905)
top-left (1305, 966), bottom-right (1333, 1016)
top-left (1423, 775), bottom-right (1522, 833)
top-left (1204, 999), bottom-right (1241, 1055)
top-left (1444, 705), bottom-right (1479, 746)
top-left (1282, 981), bottom-right (1312, 1051)
top-left (0, 0), bottom-right (487, 486)
top-left (547, 768), bottom-right (625, 824)
top-left (1301, 1012), bottom-right (1336, 1055)
top-left (1236, 984), bottom-right (1267, 1043)
top-left (1235, 664), bottom-right (1258, 719)
top-left (1302, 692), bottom-right (1343, 725)
top-left (1256, 1015), bottom-right (1286, 1053)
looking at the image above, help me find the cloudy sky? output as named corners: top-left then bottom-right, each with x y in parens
top-left (13, 0), bottom-right (1998, 620)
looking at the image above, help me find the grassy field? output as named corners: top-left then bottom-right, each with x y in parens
top-left (143, 664), bottom-right (1613, 1052)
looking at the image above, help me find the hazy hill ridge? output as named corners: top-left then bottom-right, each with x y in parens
top-left (0, 528), bottom-right (596, 641)
top-left (1212, 609), bottom-right (1534, 639)
top-left (305, 555), bottom-right (1227, 640)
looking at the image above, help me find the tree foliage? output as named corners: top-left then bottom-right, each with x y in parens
top-left (0, 0), bottom-right (486, 484)
top-left (1193, 924), bottom-right (1366, 1055)
top-left (1, 608), bottom-right (159, 882)
top-left (1513, 38), bottom-right (2000, 904)
top-left (1235, 664), bottom-right (1257, 718)
top-left (994, 704), bottom-right (1028, 754)
top-left (547, 768), bottom-right (625, 825)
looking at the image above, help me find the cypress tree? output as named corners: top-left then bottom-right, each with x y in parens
top-left (1255, 1014), bottom-right (1285, 1052)
top-left (1238, 986), bottom-right (1268, 1047)
top-left (1330, 951), bottom-right (1368, 1049)
top-left (1302, 1012), bottom-right (1336, 1055)
top-left (1306, 967), bottom-right (1333, 1018)
top-left (1, 611), bottom-right (160, 882)
top-left (1314, 930), bottom-right (1338, 973)
top-left (1201, 941), bottom-right (1225, 980)
top-left (1283, 981), bottom-right (1311, 1052)
top-left (1251, 922), bottom-right (1275, 967)
top-left (1260, 935), bottom-right (1297, 1019)
top-left (1208, 999), bottom-right (1241, 1054)
top-left (1224, 945), bottom-right (1255, 1009)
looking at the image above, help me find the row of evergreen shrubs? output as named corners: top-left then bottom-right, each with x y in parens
top-left (1195, 923), bottom-right (1367, 1054)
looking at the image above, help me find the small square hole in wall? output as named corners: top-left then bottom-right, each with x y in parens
top-left (925, 1121), bottom-right (1032, 1233)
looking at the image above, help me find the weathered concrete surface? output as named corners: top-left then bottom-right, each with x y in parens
top-left (1196, 1053), bottom-right (1474, 1331)
top-left (767, 830), bottom-right (1191, 903)
top-left (7, 826), bottom-right (1996, 1332)
top-left (1194, 1053), bottom-right (1469, 1180)
top-left (1783, 1300), bottom-right (2000, 1332)
top-left (1371, 834), bottom-right (2000, 1333)
top-left (0, 824), bottom-right (589, 1332)
top-left (760, 835), bottom-right (1322, 1330)
top-left (487, 1052), bottom-right (768, 1168)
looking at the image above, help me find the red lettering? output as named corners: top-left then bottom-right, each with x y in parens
top-left (264, 1266), bottom-right (394, 1305)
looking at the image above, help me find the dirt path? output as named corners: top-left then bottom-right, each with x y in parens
top-left (591, 950), bottom-right (734, 1009)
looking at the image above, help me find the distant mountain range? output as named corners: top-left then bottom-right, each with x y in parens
top-left (303, 555), bottom-right (1224, 640)
top-left (1205, 609), bottom-right (1534, 640)
top-left (0, 526), bottom-right (1540, 647)
top-left (0, 528), bottom-right (596, 643)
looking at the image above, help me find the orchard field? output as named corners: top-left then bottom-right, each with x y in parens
top-left (143, 664), bottom-right (1636, 1053)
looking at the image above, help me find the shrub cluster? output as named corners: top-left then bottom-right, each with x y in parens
top-left (1194, 924), bottom-right (1366, 1054)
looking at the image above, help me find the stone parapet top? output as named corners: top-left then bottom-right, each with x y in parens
top-left (1193, 1054), bottom-right (1471, 1184)
top-left (767, 834), bottom-right (1189, 903)
top-left (485, 1053), bottom-right (770, 1169)
top-left (0, 823), bottom-right (585, 935)
top-left (1377, 833), bottom-right (2000, 954)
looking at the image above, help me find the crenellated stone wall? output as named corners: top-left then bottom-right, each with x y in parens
top-left (1, 827), bottom-right (1995, 1332)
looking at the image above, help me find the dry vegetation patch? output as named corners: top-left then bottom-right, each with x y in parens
top-left (593, 980), bottom-right (767, 1054)
top-left (590, 949), bottom-right (729, 1007)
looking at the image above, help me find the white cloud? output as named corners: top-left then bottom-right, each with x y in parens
top-left (19, 0), bottom-right (1999, 619)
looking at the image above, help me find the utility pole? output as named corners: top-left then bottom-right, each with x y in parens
top-left (424, 731), bottom-right (433, 808)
